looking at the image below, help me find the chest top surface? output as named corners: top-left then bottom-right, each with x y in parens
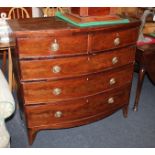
top-left (7, 16), bottom-right (140, 37)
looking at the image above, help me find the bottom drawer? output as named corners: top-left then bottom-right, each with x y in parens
top-left (25, 84), bottom-right (131, 128)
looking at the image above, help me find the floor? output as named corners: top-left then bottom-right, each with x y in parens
top-left (5, 73), bottom-right (155, 148)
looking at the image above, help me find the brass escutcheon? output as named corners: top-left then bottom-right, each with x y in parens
top-left (51, 39), bottom-right (59, 52)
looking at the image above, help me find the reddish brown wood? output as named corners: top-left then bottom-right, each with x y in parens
top-left (133, 44), bottom-right (155, 111)
top-left (7, 17), bottom-right (140, 37)
top-left (0, 41), bottom-right (15, 75)
top-left (17, 34), bottom-right (88, 58)
top-left (87, 7), bottom-right (111, 16)
top-left (19, 46), bottom-right (135, 81)
top-left (27, 128), bottom-right (37, 145)
top-left (133, 67), bottom-right (146, 112)
top-left (25, 84), bottom-right (130, 128)
top-left (91, 28), bottom-right (139, 52)
top-left (16, 27), bottom-right (138, 59)
top-left (71, 7), bottom-right (111, 17)
top-left (7, 16), bottom-right (140, 145)
top-left (22, 65), bottom-right (133, 104)
top-left (26, 104), bottom-right (129, 142)
top-left (63, 13), bottom-right (121, 23)
top-left (68, 7), bottom-right (122, 24)
top-left (122, 104), bottom-right (129, 118)
top-left (71, 7), bottom-right (89, 17)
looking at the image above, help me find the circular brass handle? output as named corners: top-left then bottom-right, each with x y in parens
top-left (52, 65), bottom-right (61, 73)
top-left (54, 111), bottom-right (63, 118)
top-left (109, 78), bottom-right (116, 85)
top-left (53, 88), bottom-right (62, 96)
top-left (108, 97), bottom-right (114, 104)
top-left (51, 39), bottom-right (59, 52)
top-left (114, 37), bottom-right (120, 46)
top-left (112, 57), bottom-right (118, 64)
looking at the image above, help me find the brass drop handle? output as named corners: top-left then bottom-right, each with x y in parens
top-left (54, 111), bottom-right (63, 118)
top-left (108, 97), bottom-right (114, 104)
top-left (114, 37), bottom-right (120, 46)
top-left (112, 56), bottom-right (118, 65)
top-left (52, 65), bottom-right (61, 73)
top-left (109, 78), bottom-right (116, 85)
top-left (51, 39), bottom-right (59, 52)
top-left (53, 88), bottom-right (62, 96)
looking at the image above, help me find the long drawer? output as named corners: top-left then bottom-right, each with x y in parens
top-left (17, 33), bottom-right (88, 59)
top-left (17, 28), bottom-right (138, 59)
top-left (19, 46), bottom-right (135, 81)
top-left (25, 85), bottom-right (130, 128)
top-left (91, 28), bottom-right (139, 52)
top-left (22, 65), bottom-right (133, 105)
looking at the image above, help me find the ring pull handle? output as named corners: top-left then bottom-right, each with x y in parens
top-left (114, 37), bottom-right (120, 46)
top-left (108, 97), bottom-right (114, 104)
top-left (53, 88), bottom-right (62, 96)
top-left (109, 78), bottom-right (116, 85)
top-left (54, 111), bottom-right (63, 118)
top-left (52, 65), bottom-right (61, 73)
top-left (112, 56), bottom-right (119, 65)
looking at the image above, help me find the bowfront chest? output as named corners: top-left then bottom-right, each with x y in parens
top-left (8, 17), bottom-right (140, 145)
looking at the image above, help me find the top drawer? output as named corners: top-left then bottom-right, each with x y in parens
top-left (91, 28), bottom-right (139, 52)
top-left (17, 33), bottom-right (88, 59)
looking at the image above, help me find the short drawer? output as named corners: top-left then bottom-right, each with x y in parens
top-left (22, 65), bottom-right (133, 105)
top-left (25, 85), bottom-right (130, 128)
top-left (91, 28), bottom-right (139, 52)
top-left (17, 34), bottom-right (88, 59)
top-left (20, 46), bottom-right (135, 81)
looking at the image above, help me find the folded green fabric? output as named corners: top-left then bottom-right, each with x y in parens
top-left (149, 33), bottom-right (155, 37)
top-left (55, 11), bottom-right (130, 27)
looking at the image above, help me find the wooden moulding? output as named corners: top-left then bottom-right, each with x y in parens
top-left (67, 7), bottom-right (121, 23)
top-left (71, 7), bottom-right (111, 17)
top-left (63, 13), bottom-right (122, 23)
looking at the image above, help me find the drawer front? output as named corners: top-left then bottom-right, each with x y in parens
top-left (25, 85), bottom-right (130, 128)
top-left (17, 34), bottom-right (88, 58)
top-left (22, 65), bottom-right (133, 104)
top-left (20, 46), bottom-right (135, 81)
top-left (91, 28), bottom-right (139, 52)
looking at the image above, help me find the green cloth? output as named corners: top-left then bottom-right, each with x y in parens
top-left (149, 33), bottom-right (155, 37)
top-left (55, 11), bottom-right (130, 27)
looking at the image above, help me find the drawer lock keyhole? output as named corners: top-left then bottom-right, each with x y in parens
top-left (51, 39), bottom-right (59, 52)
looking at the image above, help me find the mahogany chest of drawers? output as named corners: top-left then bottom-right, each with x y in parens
top-left (8, 17), bottom-right (140, 145)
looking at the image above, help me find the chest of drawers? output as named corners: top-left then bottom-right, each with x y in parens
top-left (8, 17), bottom-right (140, 145)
